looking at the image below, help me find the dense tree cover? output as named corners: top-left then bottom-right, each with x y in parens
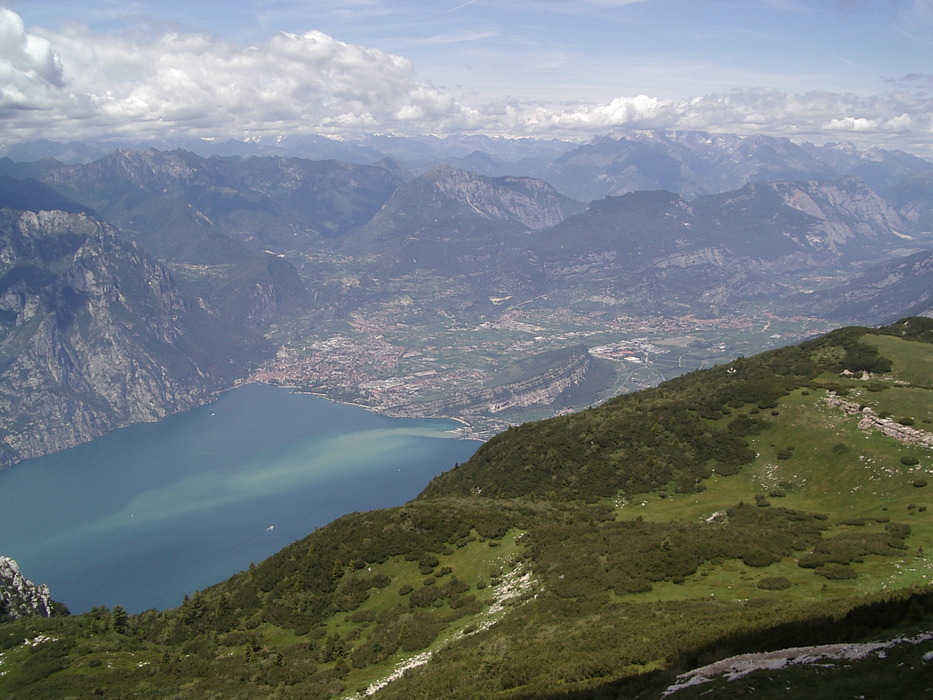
top-left (875, 316), bottom-right (933, 344)
top-left (2, 318), bottom-right (932, 698)
top-left (530, 504), bottom-right (832, 598)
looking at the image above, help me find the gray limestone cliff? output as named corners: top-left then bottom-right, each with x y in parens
top-left (0, 207), bottom-right (262, 468)
top-left (427, 165), bottom-right (583, 230)
top-left (0, 556), bottom-right (56, 620)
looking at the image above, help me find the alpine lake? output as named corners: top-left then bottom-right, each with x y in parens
top-left (0, 384), bottom-right (481, 613)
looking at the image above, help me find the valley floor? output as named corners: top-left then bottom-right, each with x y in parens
top-left (251, 300), bottom-right (835, 438)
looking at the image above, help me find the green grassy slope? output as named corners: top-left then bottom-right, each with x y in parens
top-left (2, 319), bottom-right (932, 699)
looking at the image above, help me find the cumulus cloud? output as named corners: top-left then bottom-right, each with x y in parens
top-left (0, 8), bottom-right (64, 109)
top-left (542, 95), bottom-right (674, 130)
top-left (825, 116), bottom-right (878, 132)
top-left (62, 26), bottom-right (474, 133)
top-left (497, 88), bottom-right (933, 154)
top-left (0, 7), bottom-right (931, 156)
top-left (0, 9), bottom-right (476, 140)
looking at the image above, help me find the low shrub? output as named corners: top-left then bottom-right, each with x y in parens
top-left (757, 576), bottom-right (792, 590)
top-left (815, 563), bottom-right (857, 580)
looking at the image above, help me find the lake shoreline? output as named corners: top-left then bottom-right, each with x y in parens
top-left (0, 385), bottom-right (481, 614)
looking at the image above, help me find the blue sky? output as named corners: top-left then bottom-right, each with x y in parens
top-left (2, 1), bottom-right (932, 154)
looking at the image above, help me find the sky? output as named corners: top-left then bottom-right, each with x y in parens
top-left (1, 0), bottom-right (932, 155)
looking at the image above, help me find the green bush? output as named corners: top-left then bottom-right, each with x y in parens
top-left (757, 576), bottom-right (792, 590)
top-left (742, 550), bottom-right (779, 567)
top-left (399, 613), bottom-right (443, 652)
top-left (815, 563), bottom-right (857, 580)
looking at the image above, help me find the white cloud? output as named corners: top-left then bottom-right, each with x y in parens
top-left (0, 9), bottom-right (476, 140)
top-left (78, 27), bottom-right (470, 133)
top-left (0, 8), bottom-right (931, 157)
top-left (493, 88), bottom-right (933, 155)
top-left (885, 113), bottom-right (914, 132)
top-left (824, 116), bottom-right (879, 132)
top-left (0, 8), bottom-right (64, 109)
top-left (543, 95), bottom-right (674, 130)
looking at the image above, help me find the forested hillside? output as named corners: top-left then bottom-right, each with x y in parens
top-left (1, 318), bottom-right (932, 698)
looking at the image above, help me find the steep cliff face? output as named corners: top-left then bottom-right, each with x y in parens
top-left (883, 171), bottom-right (933, 234)
top-left (0, 208), bottom-right (261, 468)
top-left (692, 176), bottom-right (913, 264)
top-left (767, 177), bottom-right (909, 256)
top-left (0, 556), bottom-right (56, 621)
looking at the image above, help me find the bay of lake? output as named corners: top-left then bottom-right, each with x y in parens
top-left (0, 383), bottom-right (481, 614)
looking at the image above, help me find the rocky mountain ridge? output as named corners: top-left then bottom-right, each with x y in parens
top-left (533, 130), bottom-right (932, 201)
top-left (426, 165), bottom-right (584, 229)
top-left (348, 165), bottom-right (582, 246)
top-left (727, 177), bottom-right (907, 257)
top-left (530, 175), bottom-right (929, 314)
top-left (7, 130), bottom-right (929, 201)
top-left (40, 148), bottom-right (404, 254)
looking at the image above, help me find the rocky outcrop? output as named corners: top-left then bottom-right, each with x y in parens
top-left (858, 410), bottom-right (933, 448)
top-left (824, 392), bottom-right (933, 448)
top-left (428, 165), bottom-right (582, 230)
top-left (0, 556), bottom-right (55, 620)
top-left (663, 631), bottom-right (933, 697)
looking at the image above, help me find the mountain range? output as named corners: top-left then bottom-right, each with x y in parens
top-left (3, 129), bottom-right (929, 197)
top-left (0, 131), bottom-right (932, 463)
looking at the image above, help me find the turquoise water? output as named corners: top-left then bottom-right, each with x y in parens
top-left (0, 384), bottom-right (480, 613)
